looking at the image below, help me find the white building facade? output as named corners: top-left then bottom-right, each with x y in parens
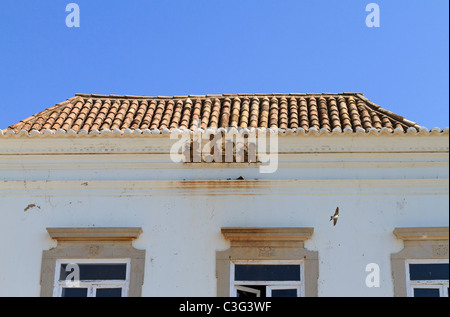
top-left (0, 93), bottom-right (448, 297)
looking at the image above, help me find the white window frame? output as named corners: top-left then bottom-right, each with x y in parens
top-left (230, 260), bottom-right (305, 297)
top-left (53, 258), bottom-right (131, 297)
top-left (235, 285), bottom-right (261, 297)
top-left (405, 259), bottom-right (449, 297)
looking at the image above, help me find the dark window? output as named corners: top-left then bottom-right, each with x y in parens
top-left (62, 287), bottom-right (88, 297)
top-left (409, 264), bottom-right (449, 281)
top-left (96, 288), bottom-right (122, 297)
top-left (271, 289), bottom-right (298, 297)
top-left (413, 288), bottom-right (440, 297)
top-left (235, 265), bottom-right (301, 281)
top-left (60, 264), bottom-right (127, 281)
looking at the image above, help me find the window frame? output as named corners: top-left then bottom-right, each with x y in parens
top-left (391, 227), bottom-right (449, 297)
top-left (41, 227), bottom-right (145, 297)
top-left (217, 227), bottom-right (318, 297)
top-left (235, 285), bottom-right (261, 297)
top-left (230, 260), bottom-right (305, 297)
top-left (53, 258), bottom-right (131, 297)
top-left (405, 259), bottom-right (449, 297)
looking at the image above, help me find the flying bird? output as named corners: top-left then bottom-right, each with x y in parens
top-left (330, 207), bottom-right (339, 226)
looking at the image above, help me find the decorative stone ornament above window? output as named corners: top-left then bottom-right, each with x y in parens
top-left (216, 227), bottom-right (318, 297)
top-left (393, 227), bottom-right (449, 242)
top-left (46, 227), bottom-right (143, 242)
top-left (40, 227), bottom-right (145, 297)
top-left (391, 227), bottom-right (449, 297)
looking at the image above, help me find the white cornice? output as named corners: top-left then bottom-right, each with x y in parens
top-left (1, 126), bottom-right (448, 138)
top-left (0, 131), bottom-right (448, 155)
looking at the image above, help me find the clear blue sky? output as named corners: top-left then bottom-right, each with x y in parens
top-left (0, 0), bottom-right (448, 130)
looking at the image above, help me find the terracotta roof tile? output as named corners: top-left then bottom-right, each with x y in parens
top-left (249, 97), bottom-right (259, 128)
top-left (240, 97), bottom-right (250, 129)
top-left (308, 97), bottom-right (320, 130)
top-left (3, 93), bottom-right (424, 134)
top-left (230, 97), bottom-right (241, 128)
top-left (288, 97), bottom-right (298, 129)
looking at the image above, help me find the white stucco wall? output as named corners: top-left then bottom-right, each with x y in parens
top-left (0, 132), bottom-right (448, 297)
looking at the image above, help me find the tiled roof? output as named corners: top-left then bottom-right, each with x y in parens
top-left (1, 93), bottom-right (431, 136)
